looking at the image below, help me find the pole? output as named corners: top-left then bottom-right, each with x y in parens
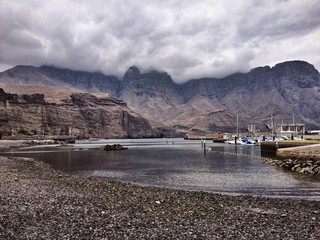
top-left (293, 114), bottom-right (295, 134)
top-left (271, 114), bottom-right (274, 137)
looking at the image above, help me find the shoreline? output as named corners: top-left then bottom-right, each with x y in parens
top-left (1, 156), bottom-right (320, 239)
top-left (0, 140), bottom-right (28, 152)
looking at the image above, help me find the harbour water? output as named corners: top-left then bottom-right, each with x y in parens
top-left (6, 138), bottom-right (320, 200)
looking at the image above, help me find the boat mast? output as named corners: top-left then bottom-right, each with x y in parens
top-left (236, 114), bottom-right (239, 136)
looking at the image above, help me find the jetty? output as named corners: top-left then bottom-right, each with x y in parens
top-left (276, 143), bottom-right (320, 160)
top-left (261, 140), bottom-right (320, 159)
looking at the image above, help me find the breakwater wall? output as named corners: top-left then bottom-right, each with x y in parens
top-left (264, 158), bottom-right (320, 175)
top-left (261, 142), bottom-right (320, 175)
top-left (260, 141), bottom-right (320, 156)
top-left (276, 143), bottom-right (320, 159)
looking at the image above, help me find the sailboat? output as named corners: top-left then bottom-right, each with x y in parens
top-left (225, 115), bottom-right (260, 145)
top-left (225, 115), bottom-right (242, 144)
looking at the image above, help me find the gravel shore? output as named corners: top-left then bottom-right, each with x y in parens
top-left (1, 156), bottom-right (320, 239)
top-left (0, 140), bottom-right (27, 152)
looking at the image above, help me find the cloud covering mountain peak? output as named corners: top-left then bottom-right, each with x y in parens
top-left (1, 0), bottom-right (320, 83)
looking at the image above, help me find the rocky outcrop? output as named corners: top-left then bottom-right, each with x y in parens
top-left (103, 144), bottom-right (128, 151)
top-left (0, 89), bottom-right (155, 139)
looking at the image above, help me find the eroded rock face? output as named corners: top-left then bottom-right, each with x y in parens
top-left (179, 60), bottom-right (320, 130)
top-left (0, 89), bottom-right (155, 139)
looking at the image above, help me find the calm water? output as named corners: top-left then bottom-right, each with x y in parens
top-left (6, 138), bottom-right (320, 200)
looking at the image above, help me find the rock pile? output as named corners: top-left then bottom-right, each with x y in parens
top-left (103, 144), bottom-right (128, 151)
top-left (264, 157), bottom-right (320, 175)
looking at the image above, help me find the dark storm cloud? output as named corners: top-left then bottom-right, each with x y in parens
top-left (0, 0), bottom-right (319, 82)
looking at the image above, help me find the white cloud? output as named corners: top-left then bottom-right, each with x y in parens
top-left (0, 0), bottom-right (319, 82)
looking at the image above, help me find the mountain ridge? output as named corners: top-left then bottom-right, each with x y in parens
top-left (1, 60), bottom-right (319, 133)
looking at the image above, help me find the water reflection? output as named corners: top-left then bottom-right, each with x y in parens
top-left (4, 138), bottom-right (320, 200)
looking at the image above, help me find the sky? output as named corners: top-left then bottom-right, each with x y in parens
top-left (0, 0), bottom-right (320, 83)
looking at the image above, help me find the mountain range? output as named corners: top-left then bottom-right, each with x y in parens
top-left (0, 60), bottom-right (319, 136)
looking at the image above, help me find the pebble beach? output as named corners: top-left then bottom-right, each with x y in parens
top-left (1, 156), bottom-right (320, 239)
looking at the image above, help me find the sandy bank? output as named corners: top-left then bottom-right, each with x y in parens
top-left (1, 156), bottom-right (320, 239)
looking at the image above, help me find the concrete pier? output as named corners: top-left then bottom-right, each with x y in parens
top-left (261, 141), bottom-right (320, 159)
top-left (277, 143), bottom-right (320, 160)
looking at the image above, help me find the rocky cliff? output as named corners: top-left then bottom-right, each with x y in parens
top-left (117, 61), bottom-right (320, 133)
top-left (180, 60), bottom-right (320, 130)
top-left (0, 89), bottom-right (155, 139)
top-left (119, 66), bottom-right (185, 127)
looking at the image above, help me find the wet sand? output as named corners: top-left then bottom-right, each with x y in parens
top-left (1, 156), bottom-right (320, 239)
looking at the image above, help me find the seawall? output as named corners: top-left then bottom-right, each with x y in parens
top-left (276, 143), bottom-right (320, 160)
top-left (261, 141), bottom-right (320, 175)
top-left (260, 141), bottom-right (320, 157)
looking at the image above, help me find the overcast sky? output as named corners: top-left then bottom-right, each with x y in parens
top-left (1, 0), bottom-right (320, 82)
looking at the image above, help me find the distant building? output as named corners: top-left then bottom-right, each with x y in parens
top-left (279, 124), bottom-right (305, 135)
